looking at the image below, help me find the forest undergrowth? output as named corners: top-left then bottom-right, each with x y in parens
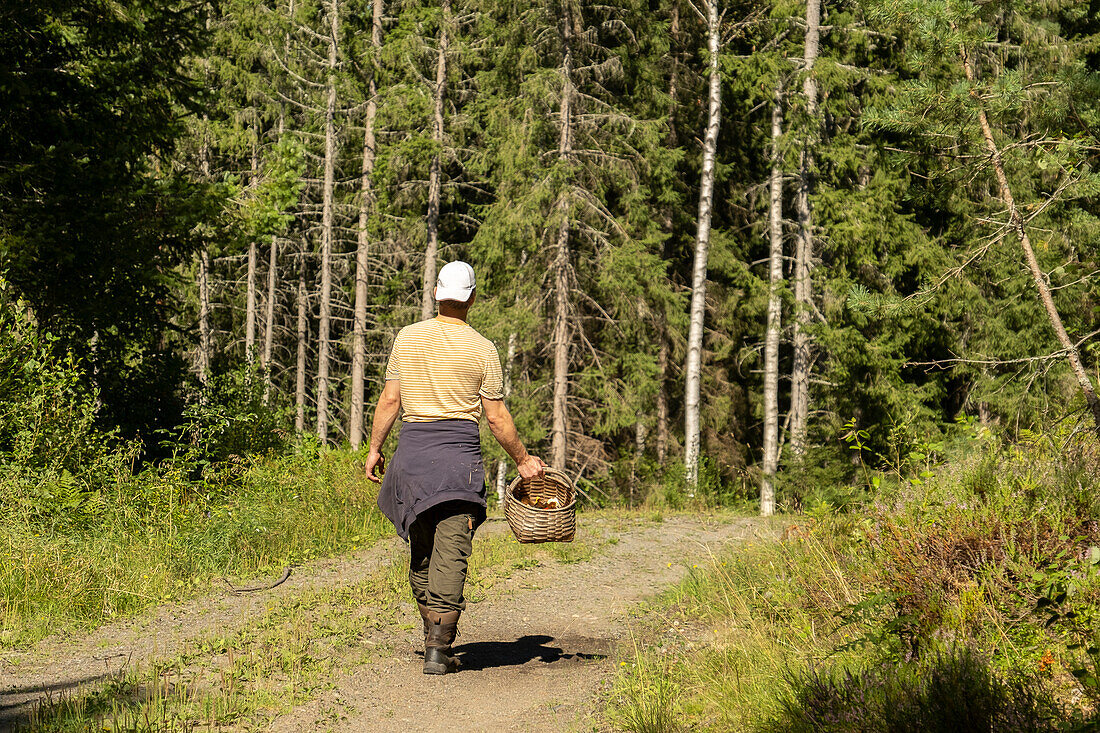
top-left (608, 426), bottom-right (1100, 732)
top-left (0, 448), bottom-right (393, 648)
top-left (0, 309), bottom-right (398, 647)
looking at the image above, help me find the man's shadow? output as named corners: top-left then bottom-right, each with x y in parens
top-left (452, 635), bottom-right (608, 671)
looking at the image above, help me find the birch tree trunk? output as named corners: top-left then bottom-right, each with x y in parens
top-left (349, 0), bottom-right (383, 449)
top-left (246, 240), bottom-right (258, 363)
top-left (654, 1), bottom-right (678, 469)
top-left (296, 254), bottom-right (309, 432)
top-left (550, 8), bottom-right (575, 471)
top-left (245, 143), bottom-right (260, 362)
top-left (197, 127), bottom-right (212, 385)
top-left (196, 10), bottom-right (213, 386)
top-left (495, 329), bottom-right (518, 503)
top-left (420, 0), bottom-right (450, 322)
top-left (198, 249), bottom-right (212, 385)
top-left (760, 87), bottom-right (784, 517)
top-left (263, 109), bottom-right (287, 403)
top-left (316, 0), bottom-right (339, 442)
top-left (683, 0), bottom-right (722, 490)
top-left (961, 49), bottom-right (1100, 433)
top-left (262, 236), bottom-right (277, 397)
top-left (789, 0), bottom-right (821, 458)
top-left (495, 250), bottom-right (526, 499)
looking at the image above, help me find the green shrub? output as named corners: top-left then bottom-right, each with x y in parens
top-left (604, 430), bottom-right (1100, 731)
top-left (0, 289), bottom-right (136, 524)
top-left (864, 433), bottom-right (1100, 654)
top-left (764, 647), bottom-right (1072, 733)
top-left (655, 456), bottom-right (745, 510)
top-left (160, 363), bottom-right (292, 482)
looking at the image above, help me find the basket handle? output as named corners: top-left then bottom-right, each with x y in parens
top-left (506, 466), bottom-right (574, 494)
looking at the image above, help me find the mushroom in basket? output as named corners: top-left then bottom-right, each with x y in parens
top-left (520, 494), bottom-right (562, 509)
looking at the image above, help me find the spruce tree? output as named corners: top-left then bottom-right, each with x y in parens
top-left (865, 0), bottom-right (1100, 434)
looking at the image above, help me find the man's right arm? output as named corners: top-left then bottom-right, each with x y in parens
top-left (482, 397), bottom-right (546, 481)
top-left (365, 379), bottom-right (401, 483)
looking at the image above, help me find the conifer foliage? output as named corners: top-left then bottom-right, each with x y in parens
top-left (2, 0), bottom-right (1098, 508)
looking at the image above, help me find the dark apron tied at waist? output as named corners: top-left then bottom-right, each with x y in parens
top-left (377, 419), bottom-right (487, 540)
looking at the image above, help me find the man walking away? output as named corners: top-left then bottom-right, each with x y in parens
top-left (365, 260), bottom-right (546, 675)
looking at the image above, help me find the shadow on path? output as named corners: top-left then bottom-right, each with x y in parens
top-left (453, 635), bottom-right (611, 672)
top-left (0, 671), bottom-right (113, 730)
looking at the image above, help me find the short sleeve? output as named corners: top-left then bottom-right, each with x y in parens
top-left (384, 332), bottom-right (403, 381)
top-left (478, 342), bottom-right (504, 400)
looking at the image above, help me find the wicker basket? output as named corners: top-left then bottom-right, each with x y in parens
top-left (504, 468), bottom-right (577, 544)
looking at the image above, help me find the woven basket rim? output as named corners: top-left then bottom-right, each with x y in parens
top-left (505, 467), bottom-right (577, 511)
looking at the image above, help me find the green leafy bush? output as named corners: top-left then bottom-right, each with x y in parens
top-left (864, 433), bottom-right (1100, 654)
top-left (159, 363), bottom-right (292, 490)
top-left (0, 286), bottom-right (135, 523)
top-left (765, 647), bottom-right (1070, 733)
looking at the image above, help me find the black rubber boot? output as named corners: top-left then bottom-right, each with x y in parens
top-left (423, 609), bottom-right (460, 675)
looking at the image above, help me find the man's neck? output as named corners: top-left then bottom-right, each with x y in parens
top-left (436, 311), bottom-right (468, 324)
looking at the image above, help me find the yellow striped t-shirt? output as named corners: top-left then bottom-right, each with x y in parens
top-left (384, 316), bottom-right (504, 423)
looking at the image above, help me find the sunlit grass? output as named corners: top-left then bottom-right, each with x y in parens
top-left (608, 525), bottom-right (872, 732)
top-left (0, 451), bottom-right (391, 648)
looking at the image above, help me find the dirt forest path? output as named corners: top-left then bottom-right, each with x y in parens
top-left (1, 514), bottom-right (773, 732)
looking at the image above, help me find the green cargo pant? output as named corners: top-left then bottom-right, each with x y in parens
top-left (408, 500), bottom-right (480, 613)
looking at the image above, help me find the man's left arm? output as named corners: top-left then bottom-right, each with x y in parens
top-left (365, 379), bottom-right (401, 483)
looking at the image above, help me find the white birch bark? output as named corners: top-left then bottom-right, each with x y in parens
top-left (263, 107), bottom-right (287, 403)
top-left (961, 49), bottom-right (1100, 433)
top-left (196, 10), bottom-right (213, 386)
top-left (420, 0), bottom-right (450, 322)
top-left (789, 0), bottom-right (821, 458)
top-left (350, 0), bottom-right (383, 449)
top-left (683, 0), bottom-right (722, 490)
top-left (495, 329), bottom-right (518, 503)
top-left (316, 0), bottom-right (339, 442)
top-left (245, 143), bottom-right (260, 363)
top-left (635, 420), bottom-right (648, 455)
top-left (197, 126), bottom-right (212, 385)
top-left (494, 461), bottom-right (508, 504)
top-left (295, 254), bottom-right (309, 432)
top-left (262, 236), bottom-right (277, 402)
top-left (246, 240), bottom-right (258, 363)
top-left (198, 249), bottom-right (212, 385)
top-left (655, 1), bottom-right (678, 469)
top-left (550, 8), bottom-right (574, 471)
top-left (760, 87), bottom-right (784, 517)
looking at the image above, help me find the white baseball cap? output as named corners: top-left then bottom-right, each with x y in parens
top-left (434, 260), bottom-right (476, 302)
